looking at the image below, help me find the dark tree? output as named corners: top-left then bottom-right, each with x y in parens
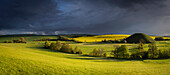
top-left (55, 41), bottom-right (62, 51)
top-left (45, 40), bottom-right (51, 48)
top-left (90, 48), bottom-right (106, 57)
top-left (20, 37), bottom-right (25, 42)
top-left (74, 46), bottom-right (79, 54)
top-left (77, 49), bottom-right (83, 54)
top-left (103, 53), bottom-right (107, 57)
top-left (50, 43), bottom-right (56, 50)
top-left (112, 45), bottom-right (130, 58)
top-left (148, 43), bottom-right (158, 58)
top-left (4, 40), bottom-right (8, 43)
top-left (92, 48), bottom-right (98, 56)
top-left (58, 36), bottom-right (69, 41)
top-left (138, 40), bottom-right (144, 50)
top-left (155, 37), bottom-right (164, 41)
top-left (60, 43), bottom-right (72, 53)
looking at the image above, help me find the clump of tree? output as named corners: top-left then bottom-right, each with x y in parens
top-left (130, 50), bottom-right (148, 59)
top-left (101, 39), bottom-right (122, 43)
top-left (155, 37), bottom-right (164, 41)
top-left (12, 39), bottom-right (20, 43)
top-left (58, 36), bottom-right (82, 43)
top-left (147, 43), bottom-right (170, 59)
top-left (157, 49), bottom-right (170, 59)
top-left (45, 40), bottom-right (51, 48)
top-left (147, 43), bottom-right (159, 58)
top-left (103, 53), bottom-right (107, 57)
top-left (9, 40), bottom-right (13, 43)
top-left (138, 41), bottom-right (144, 50)
top-left (89, 48), bottom-right (106, 57)
top-left (60, 43), bottom-right (73, 53)
top-left (50, 43), bottom-right (57, 50)
top-left (110, 45), bottom-right (130, 59)
top-left (131, 42), bottom-right (170, 59)
top-left (58, 36), bottom-right (70, 41)
top-left (5, 40), bottom-right (15, 43)
top-left (55, 41), bottom-right (62, 50)
top-left (71, 46), bottom-right (82, 54)
top-left (44, 41), bottom-right (82, 54)
top-left (4, 37), bottom-right (26, 43)
top-left (110, 42), bottom-right (169, 59)
top-left (153, 36), bottom-right (170, 41)
top-left (20, 37), bottom-right (25, 42)
top-left (130, 42), bottom-right (147, 59)
top-left (4, 40), bottom-right (8, 43)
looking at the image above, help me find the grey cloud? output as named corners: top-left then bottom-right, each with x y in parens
top-left (0, 0), bottom-right (60, 30)
top-left (53, 0), bottom-right (168, 34)
top-left (0, 0), bottom-right (169, 35)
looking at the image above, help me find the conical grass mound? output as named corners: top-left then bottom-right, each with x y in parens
top-left (125, 33), bottom-right (155, 43)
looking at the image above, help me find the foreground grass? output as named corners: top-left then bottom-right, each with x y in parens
top-left (0, 42), bottom-right (170, 75)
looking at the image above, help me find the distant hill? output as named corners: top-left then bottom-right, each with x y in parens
top-left (125, 33), bottom-right (155, 43)
top-left (164, 36), bottom-right (170, 37)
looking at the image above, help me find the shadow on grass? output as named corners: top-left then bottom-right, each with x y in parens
top-left (65, 56), bottom-right (145, 62)
top-left (83, 42), bottom-right (119, 45)
top-left (66, 57), bottom-right (97, 60)
top-left (66, 54), bottom-right (145, 62)
top-left (27, 47), bottom-right (65, 54)
top-left (83, 42), bottom-right (136, 46)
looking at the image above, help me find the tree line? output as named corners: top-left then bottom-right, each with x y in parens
top-left (45, 41), bottom-right (82, 54)
top-left (4, 37), bottom-right (26, 43)
top-left (35, 36), bottom-right (82, 43)
top-left (109, 42), bottom-right (170, 59)
top-left (89, 42), bottom-right (169, 59)
top-left (44, 41), bottom-right (169, 59)
top-left (155, 37), bottom-right (170, 41)
top-left (89, 48), bottom-right (107, 57)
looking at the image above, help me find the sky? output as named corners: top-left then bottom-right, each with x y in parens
top-left (0, 0), bottom-right (170, 35)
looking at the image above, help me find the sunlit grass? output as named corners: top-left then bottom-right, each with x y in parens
top-left (0, 41), bottom-right (170, 75)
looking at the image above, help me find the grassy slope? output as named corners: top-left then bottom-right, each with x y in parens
top-left (0, 42), bottom-right (170, 75)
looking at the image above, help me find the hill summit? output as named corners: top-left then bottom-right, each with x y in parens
top-left (125, 33), bottom-right (155, 43)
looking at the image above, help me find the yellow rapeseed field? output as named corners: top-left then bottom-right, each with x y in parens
top-left (74, 34), bottom-right (170, 42)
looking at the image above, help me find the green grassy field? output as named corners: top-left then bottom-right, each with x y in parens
top-left (0, 35), bottom-right (170, 75)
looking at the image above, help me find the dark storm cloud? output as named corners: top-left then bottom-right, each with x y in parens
top-left (55, 0), bottom-right (168, 34)
top-left (102, 0), bottom-right (165, 8)
top-left (0, 0), bottom-right (169, 35)
top-left (0, 0), bottom-right (59, 30)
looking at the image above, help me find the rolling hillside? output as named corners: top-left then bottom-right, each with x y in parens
top-left (0, 42), bottom-right (170, 75)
